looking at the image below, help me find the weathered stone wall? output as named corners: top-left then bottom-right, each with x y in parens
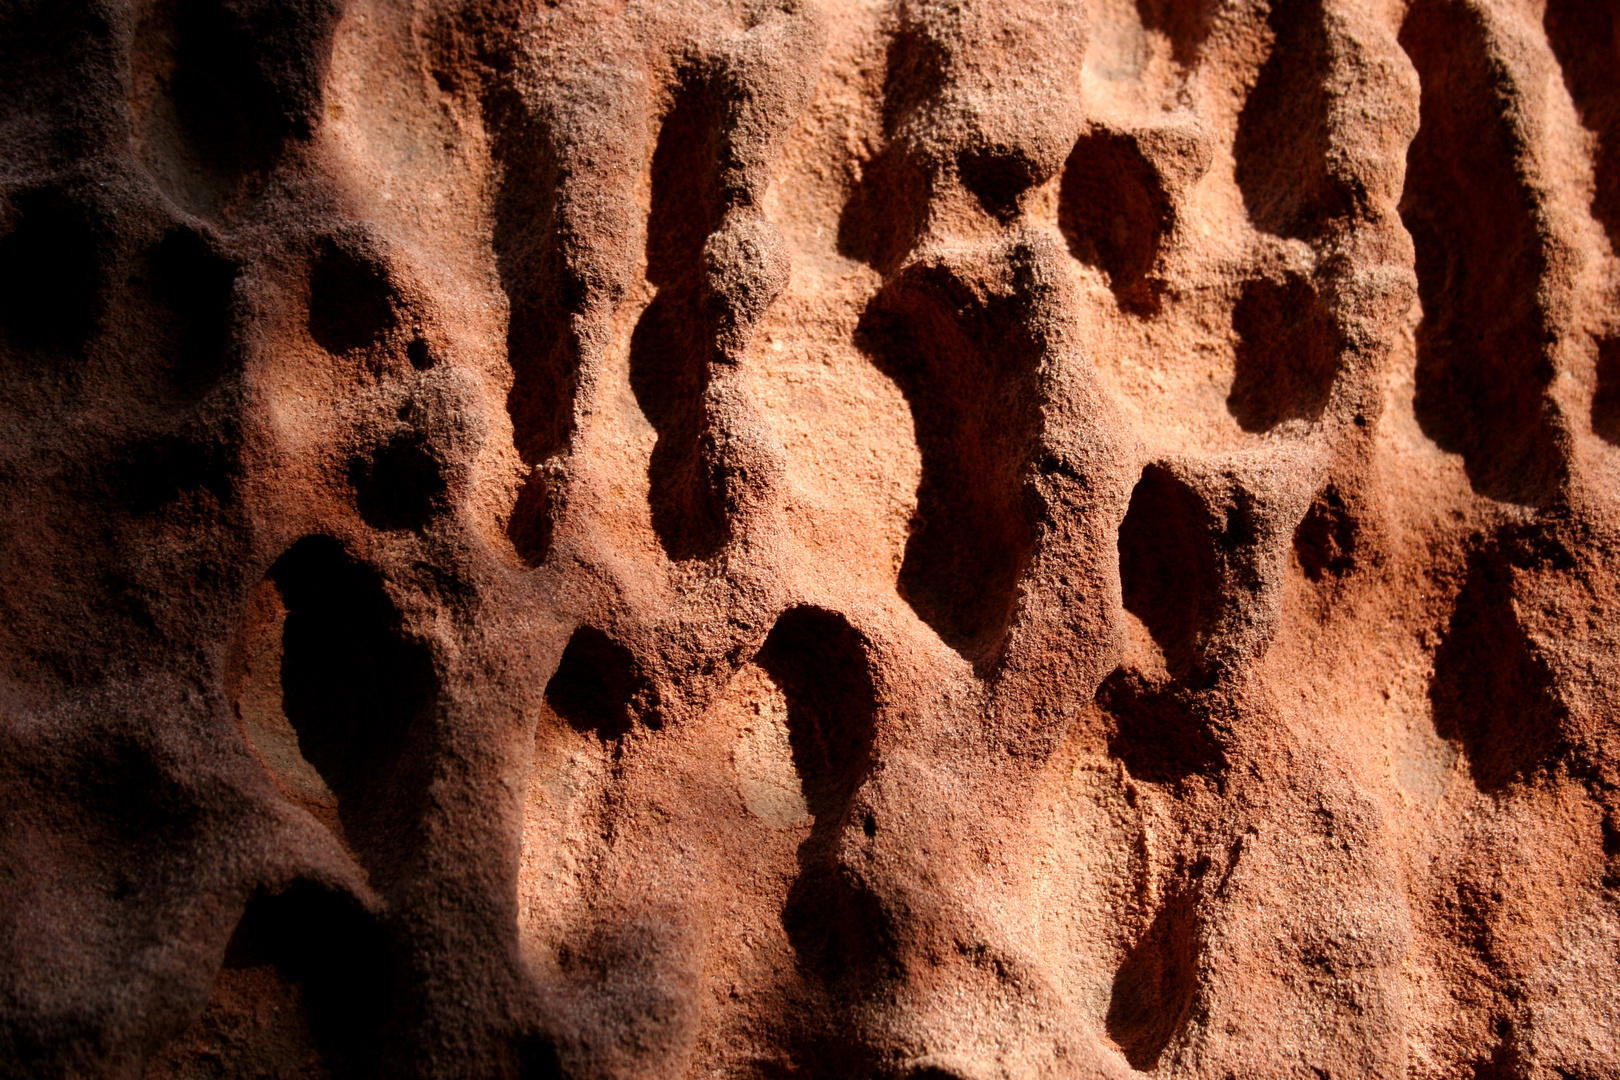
top-left (3, 0), bottom-right (1620, 1076)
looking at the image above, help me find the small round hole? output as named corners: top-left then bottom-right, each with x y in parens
top-left (407, 338), bottom-right (433, 370)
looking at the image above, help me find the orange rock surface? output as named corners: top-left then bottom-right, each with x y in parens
top-left (3, 0), bottom-right (1620, 1076)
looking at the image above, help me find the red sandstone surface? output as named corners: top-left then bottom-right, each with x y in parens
top-left (3, 0), bottom-right (1620, 1076)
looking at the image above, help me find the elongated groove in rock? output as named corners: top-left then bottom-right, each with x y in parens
top-left (3, 1), bottom-right (1620, 1078)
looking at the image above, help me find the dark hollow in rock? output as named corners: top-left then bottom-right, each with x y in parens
top-left (837, 146), bottom-right (931, 274)
top-left (1294, 485), bottom-right (1358, 581)
top-left (630, 84), bottom-right (730, 562)
top-left (351, 432), bottom-right (448, 533)
top-left (763, 608), bottom-right (888, 994)
top-left (146, 228), bottom-right (237, 402)
top-left (1545, 0), bottom-right (1620, 248)
top-left (858, 260), bottom-right (1044, 675)
top-left (487, 101), bottom-right (572, 568)
top-left (406, 337), bottom-right (433, 371)
top-left (629, 290), bottom-right (725, 561)
top-left (113, 426), bottom-right (235, 514)
top-left (1399, 0), bottom-right (1564, 505)
top-left (756, 606), bottom-right (877, 820)
top-left (1106, 889), bottom-right (1199, 1071)
top-left (169, 0), bottom-right (344, 176)
top-left (958, 143), bottom-right (1041, 223)
top-left (147, 882), bottom-right (393, 1079)
top-left (1593, 336), bottom-right (1620, 445)
top-left (1226, 273), bottom-right (1341, 432)
top-left (1233, 0), bottom-right (1347, 239)
top-left (545, 626), bottom-right (649, 743)
top-left (0, 189), bottom-right (100, 356)
top-left (272, 537), bottom-right (440, 887)
top-left (1118, 465), bottom-right (1218, 681)
top-left (1430, 551), bottom-right (1568, 792)
top-left (307, 241), bottom-right (397, 356)
top-left (1099, 668), bottom-right (1227, 784)
top-left (1135, 0), bottom-right (1218, 66)
top-left (833, 20), bottom-right (943, 271)
top-left (1058, 130), bottom-right (1169, 311)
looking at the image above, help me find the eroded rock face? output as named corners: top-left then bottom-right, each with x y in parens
top-left (3, 0), bottom-right (1620, 1076)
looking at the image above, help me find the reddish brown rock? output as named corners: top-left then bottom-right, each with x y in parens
top-left (3, 0), bottom-right (1620, 1076)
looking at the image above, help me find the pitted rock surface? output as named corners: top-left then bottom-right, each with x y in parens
top-left (4, 1), bottom-right (1620, 1077)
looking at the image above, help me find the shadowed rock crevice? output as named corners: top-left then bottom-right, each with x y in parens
top-left (350, 431), bottom-right (449, 533)
top-left (1118, 465), bottom-right (1218, 682)
top-left (147, 883), bottom-right (393, 1079)
top-left (308, 240), bottom-right (397, 358)
top-left (764, 608), bottom-right (887, 993)
top-left (0, 189), bottom-right (101, 359)
top-left (1593, 336), bottom-right (1620, 445)
top-left (271, 538), bottom-right (440, 891)
top-left (1398, 0), bottom-right (1564, 505)
top-left (113, 422), bottom-right (238, 515)
top-left (1545, 0), bottom-right (1620, 248)
top-left (1099, 668), bottom-right (1227, 785)
top-left (833, 14), bottom-right (947, 272)
top-left (545, 626), bottom-right (653, 743)
top-left (857, 259), bottom-right (1045, 675)
top-left (757, 607), bottom-right (877, 821)
top-left (837, 147), bottom-right (931, 274)
top-left (1106, 889), bottom-right (1199, 1070)
top-left (129, 0), bottom-right (343, 215)
top-left (1, 189), bottom-right (239, 409)
top-left (958, 142), bottom-right (1044, 223)
top-left (349, 374), bottom-right (485, 534)
top-left (1430, 550), bottom-right (1568, 792)
top-left (1134, 0), bottom-right (1217, 67)
top-left (487, 101), bottom-right (573, 567)
top-left (1293, 484), bottom-right (1359, 581)
top-left (1058, 129), bottom-right (1170, 311)
top-left (143, 228), bottom-right (238, 403)
top-left (630, 83), bottom-right (731, 563)
top-left (1226, 272), bottom-right (1342, 432)
top-left (1234, 0), bottom-right (1349, 239)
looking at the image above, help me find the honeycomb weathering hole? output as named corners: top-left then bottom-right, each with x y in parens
top-left (0, 191), bottom-right (99, 354)
top-left (859, 267), bottom-right (1043, 673)
top-left (1294, 485), bottom-right (1358, 581)
top-left (1058, 130), bottom-right (1168, 309)
top-left (1232, 0), bottom-right (1343, 239)
top-left (146, 883), bottom-right (393, 1077)
top-left (1545, 0), bottom-right (1620, 246)
top-left (351, 432), bottom-right (449, 533)
top-left (129, 0), bottom-right (343, 215)
top-left (1105, 890), bottom-right (1198, 1070)
top-left (1399, 0), bottom-right (1565, 504)
top-left (1226, 274), bottom-right (1340, 432)
top-left (754, 606), bottom-right (877, 821)
top-left (270, 537), bottom-right (440, 883)
top-left (1593, 336), bottom-right (1620, 445)
top-left (545, 626), bottom-right (650, 743)
top-left (629, 85), bottom-right (733, 562)
top-left (1099, 669), bottom-right (1227, 784)
top-left (1117, 465), bottom-right (1216, 681)
top-left (307, 242), bottom-right (396, 356)
top-left (766, 606), bottom-right (886, 992)
top-left (957, 144), bottom-right (1042, 222)
top-left (1430, 553), bottom-right (1568, 792)
top-left (488, 100), bottom-right (574, 568)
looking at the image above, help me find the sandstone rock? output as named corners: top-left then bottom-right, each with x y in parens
top-left (3, 0), bottom-right (1620, 1077)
